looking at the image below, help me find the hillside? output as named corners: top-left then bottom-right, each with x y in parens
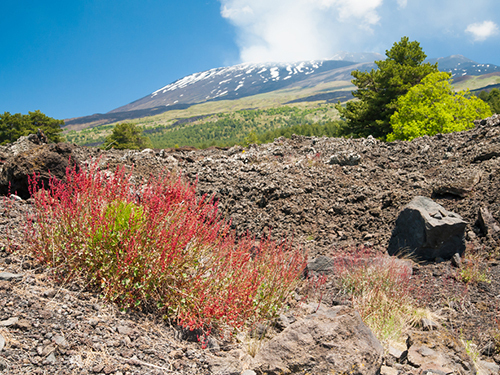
top-left (0, 116), bottom-right (500, 373)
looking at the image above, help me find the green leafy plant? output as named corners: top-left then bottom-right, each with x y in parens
top-left (388, 72), bottom-right (492, 141)
top-left (27, 163), bottom-right (306, 333)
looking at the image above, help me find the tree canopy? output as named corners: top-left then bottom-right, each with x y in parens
top-left (0, 110), bottom-right (64, 145)
top-left (478, 88), bottom-right (500, 114)
top-left (387, 72), bottom-right (492, 141)
top-left (103, 123), bottom-right (153, 150)
top-left (336, 37), bottom-right (439, 139)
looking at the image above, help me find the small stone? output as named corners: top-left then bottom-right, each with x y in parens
top-left (0, 333), bottom-right (5, 352)
top-left (53, 335), bottom-right (69, 348)
top-left (44, 352), bottom-right (56, 365)
top-left (0, 317), bottom-right (19, 327)
top-left (103, 364), bottom-right (117, 374)
top-left (14, 319), bottom-right (31, 330)
top-left (387, 345), bottom-right (403, 360)
top-left (241, 371), bottom-right (257, 375)
top-left (42, 345), bottom-right (56, 357)
top-left (467, 231), bottom-right (477, 241)
top-left (43, 289), bottom-right (57, 298)
top-left (92, 363), bottom-right (104, 373)
top-left (451, 253), bottom-right (461, 268)
top-left (88, 318), bottom-right (99, 327)
top-left (0, 272), bottom-right (23, 281)
top-left (380, 365), bottom-right (399, 375)
top-left (170, 350), bottom-right (183, 359)
top-left (117, 326), bottom-right (133, 336)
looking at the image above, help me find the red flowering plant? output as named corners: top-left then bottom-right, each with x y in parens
top-left (27, 162), bottom-right (306, 334)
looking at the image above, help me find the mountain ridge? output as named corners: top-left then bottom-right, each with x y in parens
top-left (64, 54), bottom-right (500, 129)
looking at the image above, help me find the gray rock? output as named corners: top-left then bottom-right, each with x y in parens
top-left (406, 330), bottom-right (476, 374)
top-left (451, 253), bottom-right (462, 268)
top-left (478, 207), bottom-right (500, 237)
top-left (478, 360), bottom-right (500, 374)
top-left (251, 306), bottom-right (383, 374)
top-left (0, 317), bottom-right (19, 327)
top-left (328, 151), bottom-right (361, 166)
top-left (380, 365), bottom-right (399, 375)
top-left (0, 333), bottom-right (5, 352)
top-left (53, 335), bottom-right (69, 348)
top-left (387, 345), bottom-right (403, 361)
top-left (306, 255), bottom-right (335, 275)
top-left (44, 352), bottom-right (57, 365)
top-left (0, 272), bottom-right (23, 281)
top-left (388, 196), bottom-right (467, 261)
top-left (117, 325), bottom-right (134, 336)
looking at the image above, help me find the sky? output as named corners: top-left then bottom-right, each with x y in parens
top-left (1, 0), bottom-right (500, 120)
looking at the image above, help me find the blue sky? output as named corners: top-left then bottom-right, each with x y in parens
top-left (1, 0), bottom-right (500, 120)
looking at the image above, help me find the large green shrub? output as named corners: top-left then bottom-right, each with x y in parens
top-left (387, 72), bottom-right (492, 141)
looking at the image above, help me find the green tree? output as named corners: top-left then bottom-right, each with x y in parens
top-left (387, 72), bottom-right (492, 141)
top-left (0, 110), bottom-right (64, 145)
top-left (336, 37), bottom-right (439, 139)
top-left (103, 123), bottom-right (153, 150)
top-left (478, 88), bottom-right (500, 114)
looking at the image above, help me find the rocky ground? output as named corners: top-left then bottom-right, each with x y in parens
top-left (0, 116), bottom-right (500, 374)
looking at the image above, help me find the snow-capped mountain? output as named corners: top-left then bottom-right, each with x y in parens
top-left (109, 59), bottom-right (371, 113)
top-left (427, 55), bottom-right (500, 78)
top-left (65, 54), bottom-right (500, 129)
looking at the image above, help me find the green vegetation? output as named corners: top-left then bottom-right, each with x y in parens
top-left (388, 72), bottom-right (491, 141)
top-left (66, 104), bottom-right (338, 149)
top-left (103, 122), bottom-right (153, 150)
top-left (478, 88), bottom-right (500, 114)
top-left (336, 37), bottom-right (438, 139)
top-left (28, 163), bottom-right (306, 332)
top-left (0, 110), bottom-right (64, 145)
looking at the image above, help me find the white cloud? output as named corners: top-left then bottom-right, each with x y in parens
top-left (218, 0), bottom-right (385, 62)
top-left (218, 0), bottom-right (500, 64)
top-left (396, 0), bottom-right (407, 8)
top-left (465, 20), bottom-right (499, 41)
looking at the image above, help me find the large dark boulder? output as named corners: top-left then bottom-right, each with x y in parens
top-left (0, 143), bottom-right (79, 199)
top-left (388, 196), bottom-right (467, 261)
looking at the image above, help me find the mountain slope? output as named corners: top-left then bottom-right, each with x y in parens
top-left (109, 60), bottom-right (369, 113)
top-left (64, 54), bottom-right (500, 130)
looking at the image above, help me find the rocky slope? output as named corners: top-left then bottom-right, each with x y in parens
top-left (1, 116), bottom-right (500, 374)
